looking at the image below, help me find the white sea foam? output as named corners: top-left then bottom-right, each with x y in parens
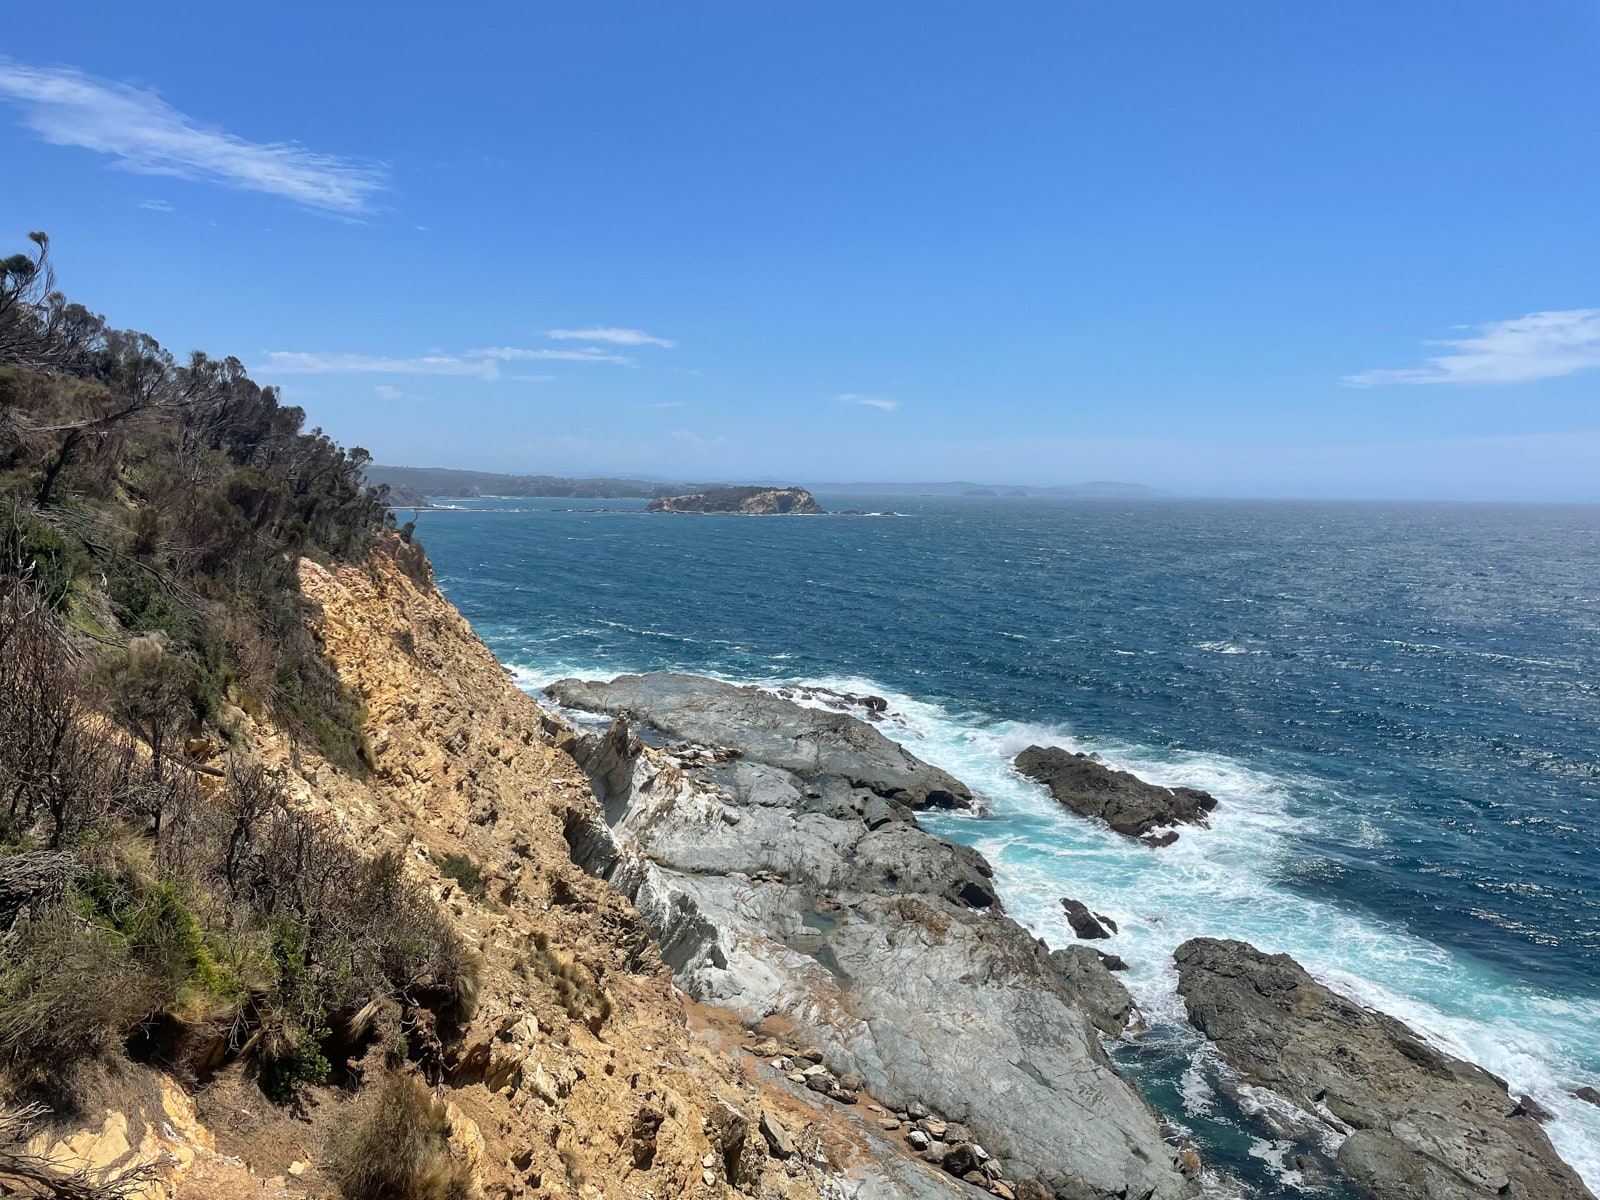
top-left (758, 671), bottom-right (1600, 1190)
top-left (509, 659), bottom-right (1600, 1189)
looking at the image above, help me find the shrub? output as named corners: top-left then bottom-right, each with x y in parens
top-left (0, 507), bottom-right (76, 612)
top-left (527, 929), bottom-right (612, 1034)
top-left (74, 868), bottom-right (242, 1014)
top-left (0, 912), bottom-right (163, 1088)
top-left (325, 1072), bottom-right (472, 1200)
top-left (434, 852), bottom-right (484, 899)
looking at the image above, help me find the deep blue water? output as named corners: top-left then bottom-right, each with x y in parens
top-left (415, 495), bottom-right (1600, 1191)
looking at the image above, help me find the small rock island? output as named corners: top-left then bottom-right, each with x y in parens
top-left (646, 485), bottom-right (825, 514)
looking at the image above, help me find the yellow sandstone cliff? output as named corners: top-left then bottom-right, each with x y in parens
top-left (34, 542), bottom-right (854, 1200)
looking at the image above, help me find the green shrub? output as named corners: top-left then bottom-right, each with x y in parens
top-left (434, 852), bottom-right (484, 899)
top-left (0, 510), bottom-right (77, 611)
top-left (260, 1025), bottom-right (332, 1102)
top-left (75, 871), bottom-right (241, 1011)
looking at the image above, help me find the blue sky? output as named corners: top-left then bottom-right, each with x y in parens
top-left (3, 2), bottom-right (1599, 499)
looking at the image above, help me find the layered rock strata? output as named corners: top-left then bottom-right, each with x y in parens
top-left (1014, 746), bottom-right (1217, 843)
top-left (547, 674), bottom-right (1193, 1200)
top-left (1174, 937), bottom-right (1594, 1200)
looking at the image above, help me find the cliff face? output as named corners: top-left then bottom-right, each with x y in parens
top-left (28, 545), bottom-right (866, 1200)
top-left (256, 548), bottom-right (850, 1199)
top-left (645, 487), bottom-right (824, 514)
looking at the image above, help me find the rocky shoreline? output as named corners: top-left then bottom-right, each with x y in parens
top-left (546, 673), bottom-right (1193, 1200)
top-left (539, 671), bottom-right (1596, 1200)
top-left (1175, 939), bottom-right (1593, 1200)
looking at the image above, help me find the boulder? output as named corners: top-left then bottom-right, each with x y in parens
top-left (1173, 937), bottom-right (1592, 1200)
top-left (758, 1110), bottom-right (794, 1159)
top-left (1015, 746), bottom-right (1216, 841)
top-left (1060, 897), bottom-right (1112, 940)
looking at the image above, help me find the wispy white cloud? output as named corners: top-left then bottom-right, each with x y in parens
top-left (373, 383), bottom-right (432, 402)
top-left (258, 351), bottom-right (500, 380)
top-left (258, 341), bottom-right (644, 380)
top-left (548, 327), bottom-right (675, 348)
top-left (839, 392), bottom-right (900, 411)
top-left (473, 345), bottom-right (635, 366)
top-left (0, 59), bottom-right (386, 214)
top-left (1344, 308), bottom-right (1600, 387)
top-left (138, 197), bottom-right (173, 212)
top-left (671, 430), bottom-right (728, 452)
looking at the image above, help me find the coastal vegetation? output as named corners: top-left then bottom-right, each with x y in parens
top-left (0, 235), bottom-right (477, 1188)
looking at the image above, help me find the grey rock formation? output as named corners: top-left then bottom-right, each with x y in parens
top-left (1173, 937), bottom-right (1593, 1200)
top-left (1045, 946), bottom-right (1134, 1037)
top-left (1014, 747), bottom-right (1216, 842)
top-left (1060, 897), bottom-right (1113, 940)
top-left (551, 675), bottom-right (1192, 1200)
top-left (549, 674), bottom-right (971, 809)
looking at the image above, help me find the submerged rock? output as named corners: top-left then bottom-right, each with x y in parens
top-left (1173, 937), bottom-right (1593, 1200)
top-left (553, 674), bottom-right (1191, 1200)
top-left (1014, 746), bottom-right (1216, 841)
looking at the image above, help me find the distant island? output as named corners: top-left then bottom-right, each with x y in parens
top-left (646, 486), bottom-right (824, 514)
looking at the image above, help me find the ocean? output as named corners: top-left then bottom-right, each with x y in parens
top-left (413, 495), bottom-right (1600, 1195)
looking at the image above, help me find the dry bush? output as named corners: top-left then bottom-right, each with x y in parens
top-left (0, 578), bottom-right (115, 846)
top-left (324, 1072), bottom-right (472, 1200)
top-left (526, 930), bottom-right (612, 1035)
top-left (0, 912), bottom-right (163, 1091)
top-left (235, 816), bottom-right (479, 1025)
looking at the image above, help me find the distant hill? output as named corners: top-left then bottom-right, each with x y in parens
top-left (813, 480), bottom-right (1165, 497)
top-left (368, 466), bottom-right (1163, 504)
top-left (367, 465), bottom-right (705, 500)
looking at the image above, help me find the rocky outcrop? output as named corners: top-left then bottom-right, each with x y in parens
top-left (1173, 938), bottom-right (1594, 1200)
top-left (1061, 896), bottom-right (1115, 940)
top-left (1014, 746), bottom-right (1216, 843)
top-left (551, 674), bottom-right (1193, 1200)
top-left (548, 674), bottom-right (971, 809)
top-left (1045, 946), bottom-right (1134, 1037)
top-left (646, 486), bottom-right (825, 514)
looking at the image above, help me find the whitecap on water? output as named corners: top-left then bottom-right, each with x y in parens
top-left (761, 671), bottom-right (1600, 1191)
top-left (508, 658), bottom-right (1600, 1191)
